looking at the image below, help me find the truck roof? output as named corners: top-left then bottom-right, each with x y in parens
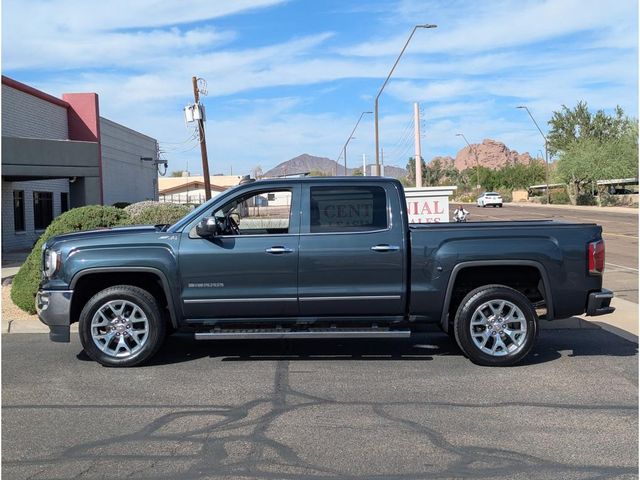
top-left (253, 176), bottom-right (402, 185)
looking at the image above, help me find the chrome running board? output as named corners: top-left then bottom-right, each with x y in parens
top-left (194, 329), bottom-right (411, 340)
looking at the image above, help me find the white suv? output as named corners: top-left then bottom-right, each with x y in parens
top-left (477, 192), bottom-right (503, 208)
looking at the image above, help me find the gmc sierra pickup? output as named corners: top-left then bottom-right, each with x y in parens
top-left (36, 177), bottom-right (614, 367)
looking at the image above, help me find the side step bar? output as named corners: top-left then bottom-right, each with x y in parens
top-left (195, 329), bottom-right (411, 340)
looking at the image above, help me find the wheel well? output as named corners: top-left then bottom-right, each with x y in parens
top-left (447, 266), bottom-right (547, 325)
top-left (70, 272), bottom-right (173, 326)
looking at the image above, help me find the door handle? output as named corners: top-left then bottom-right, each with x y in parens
top-left (265, 246), bottom-right (294, 254)
top-left (371, 244), bottom-right (400, 252)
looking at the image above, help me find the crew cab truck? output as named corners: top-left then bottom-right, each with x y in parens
top-left (36, 177), bottom-right (614, 367)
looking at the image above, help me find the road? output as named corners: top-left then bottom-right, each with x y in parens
top-left (2, 332), bottom-right (637, 479)
top-left (451, 203), bottom-right (639, 303)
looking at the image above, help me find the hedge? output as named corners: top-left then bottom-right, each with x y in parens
top-left (125, 201), bottom-right (190, 226)
top-left (11, 206), bottom-right (131, 314)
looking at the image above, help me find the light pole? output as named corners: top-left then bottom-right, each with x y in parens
top-left (339, 111), bottom-right (372, 175)
top-left (517, 105), bottom-right (550, 204)
top-left (455, 133), bottom-right (480, 191)
top-left (374, 24), bottom-right (437, 176)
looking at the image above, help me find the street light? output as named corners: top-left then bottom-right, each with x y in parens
top-left (517, 105), bottom-right (550, 204)
top-left (374, 24), bottom-right (437, 176)
top-left (339, 111), bottom-right (373, 175)
top-left (455, 133), bottom-right (480, 190)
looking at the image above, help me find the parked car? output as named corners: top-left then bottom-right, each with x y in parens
top-left (477, 192), bottom-right (503, 207)
top-left (36, 177), bottom-right (613, 367)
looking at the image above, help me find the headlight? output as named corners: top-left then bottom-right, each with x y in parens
top-left (43, 249), bottom-right (60, 278)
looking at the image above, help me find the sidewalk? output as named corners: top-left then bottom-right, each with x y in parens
top-left (507, 202), bottom-right (638, 215)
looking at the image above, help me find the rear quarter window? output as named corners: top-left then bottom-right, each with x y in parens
top-left (309, 186), bottom-right (388, 233)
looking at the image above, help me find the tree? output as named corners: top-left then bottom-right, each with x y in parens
top-left (556, 126), bottom-right (638, 204)
top-left (252, 165), bottom-right (263, 179)
top-left (170, 170), bottom-right (186, 177)
top-left (549, 103), bottom-right (638, 204)
top-left (308, 169), bottom-right (328, 177)
top-left (351, 168), bottom-right (363, 176)
top-left (547, 101), bottom-right (632, 156)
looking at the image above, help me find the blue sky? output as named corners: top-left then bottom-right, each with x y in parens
top-left (3, 0), bottom-right (638, 175)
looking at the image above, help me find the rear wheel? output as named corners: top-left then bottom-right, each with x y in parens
top-left (453, 285), bottom-right (538, 366)
top-left (79, 285), bottom-right (166, 367)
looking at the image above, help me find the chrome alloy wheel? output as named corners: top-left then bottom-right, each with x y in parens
top-left (90, 300), bottom-right (149, 358)
top-left (469, 299), bottom-right (527, 356)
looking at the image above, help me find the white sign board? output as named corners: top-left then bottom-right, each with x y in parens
top-left (404, 186), bottom-right (457, 223)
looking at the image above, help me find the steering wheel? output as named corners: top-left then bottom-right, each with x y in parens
top-left (226, 214), bottom-right (240, 235)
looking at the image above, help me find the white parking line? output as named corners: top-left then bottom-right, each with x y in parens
top-left (606, 262), bottom-right (639, 272)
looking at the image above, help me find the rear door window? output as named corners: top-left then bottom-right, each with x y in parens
top-left (309, 186), bottom-right (388, 233)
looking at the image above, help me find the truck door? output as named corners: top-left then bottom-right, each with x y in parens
top-left (179, 185), bottom-right (301, 319)
top-left (297, 182), bottom-right (407, 316)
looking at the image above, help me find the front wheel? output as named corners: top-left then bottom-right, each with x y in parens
top-left (453, 285), bottom-right (538, 366)
top-left (79, 285), bottom-right (166, 367)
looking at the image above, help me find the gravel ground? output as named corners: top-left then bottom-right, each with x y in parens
top-left (1, 285), bottom-right (36, 324)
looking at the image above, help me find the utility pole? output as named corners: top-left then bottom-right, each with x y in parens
top-left (414, 102), bottom-right (423, 188)
top-left (517, 105), bottom-right (550, 204)
top-left (192, 76), bottom-right (212, 201)
top-left (362, 154), bottom-right (367, 176)
top-left (381, 148), bottom-right (385, 177)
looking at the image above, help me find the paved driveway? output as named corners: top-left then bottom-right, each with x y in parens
top-left (3, 330), bottom-right (637, 479)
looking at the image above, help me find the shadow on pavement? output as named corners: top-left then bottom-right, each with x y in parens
top-left (77, 327), bottom-right (638, 367)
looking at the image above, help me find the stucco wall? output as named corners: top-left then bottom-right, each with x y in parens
top-left (2, 179), bottom-right (69, 252)
top-left (1, 84), bottom-right (68, 140)
top-left (100, 117), bottom-right (158, 205)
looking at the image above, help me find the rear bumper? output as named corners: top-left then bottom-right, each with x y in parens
top-left (36, 289), bottom-right (73, 342)
top-left (586, 289), bottom-right (615, 316)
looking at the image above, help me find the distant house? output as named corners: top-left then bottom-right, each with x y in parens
top-left (158, 175), bottom-right (242, 204)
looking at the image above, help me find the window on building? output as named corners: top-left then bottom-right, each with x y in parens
top-left (60, 192), bottom-right (69, 213)
top-left (13, 190), bottom-right (25, 232)
top-left (33, 192), bottom-right (53, 230)
top-left (309, 186), bottom-right (388, 233)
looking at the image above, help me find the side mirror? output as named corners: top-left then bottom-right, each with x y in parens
top-left (196, 216), bottom-right (219, 238)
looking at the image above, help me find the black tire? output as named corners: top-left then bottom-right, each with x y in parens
top-left (79, 285), bottom-right (166, 367)
top-left (498, 204), bottom-right (503, 208)
top-left (453, 285), bottom-right (538, 366)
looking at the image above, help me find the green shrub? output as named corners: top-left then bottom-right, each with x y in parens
top-left (549, 189), bottom-right (570, 205)
top-left (11, 206), bottom-right (131, 314)
top-left (125, 201), bottom-right (190, 226)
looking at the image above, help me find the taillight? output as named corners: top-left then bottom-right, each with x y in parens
top-left (588, 240), bottom-right (605, 275)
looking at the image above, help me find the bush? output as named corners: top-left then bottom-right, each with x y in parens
top-left (549, 189), bottom-right (570, 205)
top-left (11, 206), bottom-right (131, 314)
top-left (125, 201), bottom-right (190, 226)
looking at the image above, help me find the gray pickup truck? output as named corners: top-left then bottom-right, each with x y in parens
top-left (36, 177), bottom-right (614, 367)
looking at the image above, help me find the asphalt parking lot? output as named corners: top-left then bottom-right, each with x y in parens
top-left (2, 329), bottom-right (638, 480)
top-left (453, 203), bottom-right (639, 303)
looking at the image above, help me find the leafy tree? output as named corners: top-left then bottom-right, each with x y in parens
top-left (547, 101), bottom-right (633, 156)
top-left (309, 169), bottom-right (328, 177)
top-left (351, 168), bottom-right (363, 176)
top-left (170, 170), bottom-right (186, 177)
top-left (556, 125), bottom-right (638, 204)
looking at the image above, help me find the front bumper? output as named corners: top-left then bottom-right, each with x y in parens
top-left (586, 289), bottom-right (615, 316)
top-left (36, 289), bottom-right (73, 342)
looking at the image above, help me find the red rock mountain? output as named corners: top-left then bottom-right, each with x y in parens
top-left (431, 139), bottom-right (534, 171)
